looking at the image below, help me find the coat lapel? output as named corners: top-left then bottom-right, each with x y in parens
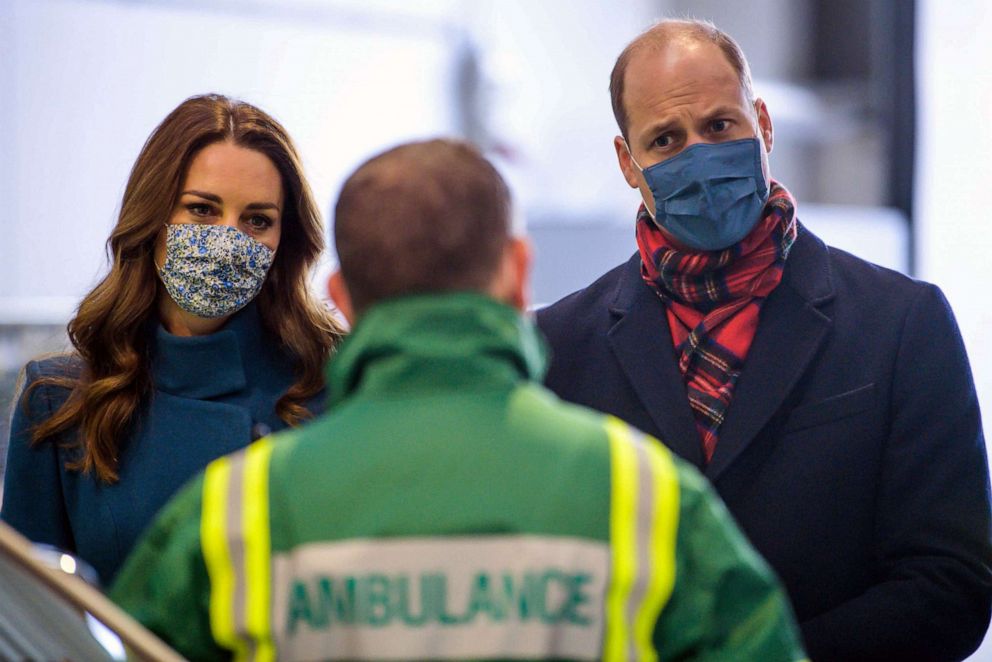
top-left (608, 255), bottom-right (704, 467)
top-left (705, 226), bottom-right (836, 481)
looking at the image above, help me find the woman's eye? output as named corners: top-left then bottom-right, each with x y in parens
top-left (186, 203), bottom-right (213, 217)
top-left (246, 215), bottom-right (273, 231)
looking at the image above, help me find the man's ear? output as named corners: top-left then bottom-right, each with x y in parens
top-left (755, 98), bottom-right (774, 154)
top-left (614, 135), bottom-right (641, 189)
top-left (490, 237), bottom-right (533, 312)
top-left (327, 270), bottom-right (355, 326)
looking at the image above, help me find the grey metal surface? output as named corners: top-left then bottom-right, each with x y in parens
top-left (0, 549), bottom-right (116, 661)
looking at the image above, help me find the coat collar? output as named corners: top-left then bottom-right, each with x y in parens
top-left (608, 223), bottom-right (836, 477)
top-left (151, 301), bottom-right (265, 399)
top-left (777, 221), bottom-right (835, 305)
top-left (327, 292), bottom-right (548, 407)
top-left (608, 252), bottom-right (705, 466)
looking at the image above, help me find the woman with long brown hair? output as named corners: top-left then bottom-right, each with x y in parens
top-left (1, 94), bottom-right (344, 584)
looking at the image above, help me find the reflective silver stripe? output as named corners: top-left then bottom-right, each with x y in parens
top-left (203, 440), bottom-right (276, 662)
top-left (625, 428), bottom-right (655, 658)
top-left (226, 450), bottom-right (249, 658)
top-left (271, 535), bottom-right (609, 660)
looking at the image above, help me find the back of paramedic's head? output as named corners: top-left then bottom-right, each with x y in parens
top-left (330, 139), bottom-right (528, 321)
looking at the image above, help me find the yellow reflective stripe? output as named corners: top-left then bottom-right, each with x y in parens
top-left (242, 438), bottom-right (275, 662)
top-left (201, 456), bottom-right (242, 655)
top-left (604, 418), bottom-right (682, 661)
top-left (604, 416), bottom-right (638, 662)
top-left (202, 439), bottom-right (276, 662)
top-left (633, 437), bottom-right (680, 661)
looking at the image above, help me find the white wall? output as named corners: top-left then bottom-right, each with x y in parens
top-left (0, 0), bottom-right (671, 325)
top-left (0, 0), bottom-right (461, 324)
top-left (455, 0), bottom-right (656, 220)
top-left (917, 1), bottom-right (992, 660)
top-left (1, 0), bottom-right (907, 322)
top-left (917, 0), bottom-right (992, 421)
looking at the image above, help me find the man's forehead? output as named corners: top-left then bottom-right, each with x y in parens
top-left (623, 39), bottom-right (745, 121)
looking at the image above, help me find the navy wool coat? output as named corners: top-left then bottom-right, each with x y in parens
top-left (1, 303), bottom-right (324, 585)
top-left (538, 225), bottom-right (992, 661)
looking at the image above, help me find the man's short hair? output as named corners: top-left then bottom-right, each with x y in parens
top-left (334, 139), bottom-right (512, 314)
top-left (609, 19), bottom-right (755, 140)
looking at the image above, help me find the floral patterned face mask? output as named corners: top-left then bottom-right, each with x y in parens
top-left (157, 224), bottom-right (275, 319)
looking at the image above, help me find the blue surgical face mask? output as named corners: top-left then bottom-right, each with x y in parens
top-left (157, 224), bottom-right (274, 319)
top-left (627, 137), bottom-right (769, 251)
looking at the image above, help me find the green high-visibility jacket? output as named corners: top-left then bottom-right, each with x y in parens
top-left (111, 293), bottom-right (806, 662)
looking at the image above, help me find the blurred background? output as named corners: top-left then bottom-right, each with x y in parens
top-left (0, 0), bottom-right (989, 655)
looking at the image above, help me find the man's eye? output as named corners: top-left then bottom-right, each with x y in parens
top-left (652, 134), bottom-right (672, 148)
top-left (711, 119), bottom-right (730, 132)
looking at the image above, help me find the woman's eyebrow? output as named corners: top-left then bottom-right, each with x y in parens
top-left (181, 190), bottom-right (222, 203)
top-left (245, 201), bottom-right (280, 212)
top-left (181, 191), bottom-right (279, 212)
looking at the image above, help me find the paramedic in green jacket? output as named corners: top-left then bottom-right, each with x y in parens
top-left (111, 139), bottom-right (806, 661)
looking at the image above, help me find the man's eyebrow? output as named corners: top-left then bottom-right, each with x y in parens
top-left (703, 105), bottom-right (746, 120)
top-left (180, 190), bottom-right (222, 203)
top-left (638, 117), bottom-right (681, 142)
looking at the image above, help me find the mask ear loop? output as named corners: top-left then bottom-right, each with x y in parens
top-left (623, 139), bottom-right (645, 172)
top-left (154, 224), bottom-right (171, 274)
top-left (623, 139), bottom-right (657, 220)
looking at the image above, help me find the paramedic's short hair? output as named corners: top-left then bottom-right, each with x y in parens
top-left (334, 139), bottom-right (511, 314)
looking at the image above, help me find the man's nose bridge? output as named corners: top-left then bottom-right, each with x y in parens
top-left (684, 131), bottom-right (708, 149)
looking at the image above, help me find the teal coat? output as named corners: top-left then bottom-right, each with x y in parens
top-left (1, 303), bottom-right (323, 584)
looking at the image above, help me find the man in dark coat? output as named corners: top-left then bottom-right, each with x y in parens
top-left (537, 18), bottom-right (992, 662)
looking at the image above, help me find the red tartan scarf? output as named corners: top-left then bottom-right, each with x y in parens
top-left (636, 181), bottom-right (798, 462)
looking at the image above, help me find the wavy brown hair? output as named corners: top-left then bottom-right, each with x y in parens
top-left (32, 93), bottom-right (344, 482)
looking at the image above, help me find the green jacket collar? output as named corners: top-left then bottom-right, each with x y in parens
top-left (327, 293), bottom-right (548, 406)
